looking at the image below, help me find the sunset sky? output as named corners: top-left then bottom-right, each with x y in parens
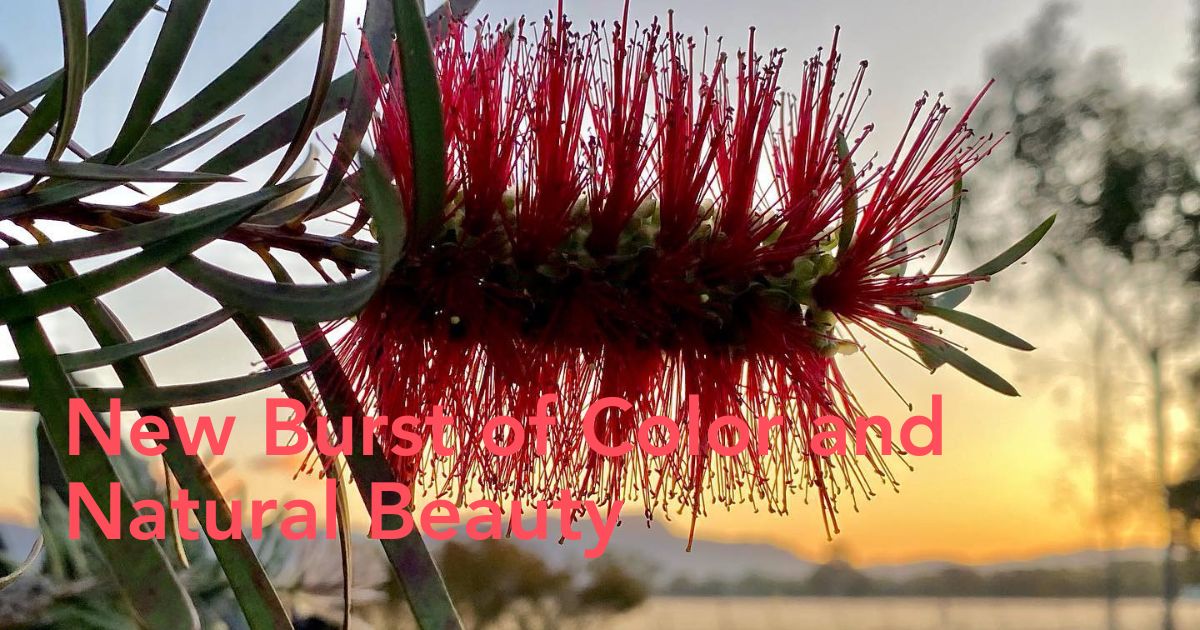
top-left (0, 0), bottom-right (1195, 567)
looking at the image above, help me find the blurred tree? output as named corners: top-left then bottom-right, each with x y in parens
top-left (437, 540), bottom-right (647, 630)
top-left (804, 560), bottom-right (873, 597)
top-left (967, 3), bottom-right (1200, 628)
top-left (575, 558), bottom-right (649, 614)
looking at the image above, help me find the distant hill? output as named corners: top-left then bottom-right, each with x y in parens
top-left (859, 548), bottom-right (1167, 581)
top-left (0, 518), bottom-right (1165, 590)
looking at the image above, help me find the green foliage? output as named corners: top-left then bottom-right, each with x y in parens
top-left (0, 1), bottom-right (478, 628)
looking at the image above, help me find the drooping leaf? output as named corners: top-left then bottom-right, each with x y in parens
top-left (298, 327), bottom-right (463, 630)
top-left (912, 338), bottom-right (1020, 397)
top-left (229, 306), bottom-right (356, 630)
top-left (45, 0), bottom-right (89, 165)
top-left (105, 0), bottom-right (211, 164)
top-left (969, 214), bottom-right (1057, 278)
top-left (298, 0), bottom-right (395, 223)
top-left (335, 470), bottom-right (354, 630)
top-left (268, 0), bottom-right (345, 184)
top-left (170, 257), bottom-right (380, 322)
top-left (927, 169), bottom-right (963, 276)
top-left (0, 269), bottom-right (201, 629)
top-left (249, 152), bottom-right (458, 627)
top-left (0, 178), bottom-right (312, 267)
top-left (0, 310), bottom-right (231, 380)
top-left (295, 321), bottom-right (463, 624)
top-left (0, 154), bottom-right (238, 183)
top-left (921, 305), bottom-right (1035, 351)
top-left (170, 155), bottom-right (404, 321)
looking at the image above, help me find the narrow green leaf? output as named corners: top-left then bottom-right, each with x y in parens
top-left (228, 194), bottom-right (441, 625)
top-left (0, 536), bottom-right (43, 590)
top-left (0, 269), bottom-right (201, 629)
top-left (360, 151), bottom-right (407, 274)
top-left (161, 458), bottom-right (190, 570)
top-left (171, 257), bottom-right (381, 322)
top-left (0, 364), bottom-right (310, 411)
top-left (0, 154), bottom-right (238, 183)
top-left (0, 116), bottom-right (241, 220)
top-left (968, 214), bottom-right (1057, 278)
top-left (100, 0), bottom-right (326, 164)
top-left (150, 73), bottom-right (356, 205)
top-left (250, 173), bottom-right (356, 225)
top-left (335, 472), bottom-right (354, 630)
top-left (0, 77), bottom-right (146, 194)
top-left (258, 144), bottom-right (322, 215)
top-left (835, 132), bottom-right (857, 259)
top-left (921, 305), bottom-right (1036, 351)
top-left (299, 0), bottom-right (394, 222)
top-left (16, 256), bottom-right (293, 630)
top-left (106, 0), bottom-right (211, 164)
top-left (394, 0), bottom-right (448, 243)
top-left (0, 75), bottom-right (57, 119)
top-left (229, 307), bottom-right (356, 630)
top-left (3, 0), bottom-right (159, 153)
top-left (927, 170), bottom-right (962, 275)
top-left (0, 178), bottom-right (312, 267)
top-left (911, 339), bottom-right (945, 371)
top-left (294, 324), bottom-right (462, 630)
top-left (0, 310), bottom-right (231, 380)
top-left (151, 0), bottom-right (468, 210)
top-left (268, 0), bottom-right (345, 184)
top-left (929, 285), bottom-right (971, 310)
top-left (0, 184), bottom-right (264, 323)
top-left (46, 0), bottom-right (88, 165)
top-left (913, 338), bottom-right (1020, 397)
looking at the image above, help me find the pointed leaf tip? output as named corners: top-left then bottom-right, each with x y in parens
top-left (913, 338), bottom-right (1021, 397)
top-left (969, 214), bottom-right (1056, 278)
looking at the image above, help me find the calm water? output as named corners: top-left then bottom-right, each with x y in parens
top-left (609, 597), bottom-right (1200, 629)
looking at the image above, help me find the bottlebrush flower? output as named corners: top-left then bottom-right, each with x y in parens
top-left (332, 2), bottom-right (1045, 544)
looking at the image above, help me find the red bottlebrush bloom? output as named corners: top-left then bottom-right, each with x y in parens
top-left (333, 2), bottom-right (1027, 544)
